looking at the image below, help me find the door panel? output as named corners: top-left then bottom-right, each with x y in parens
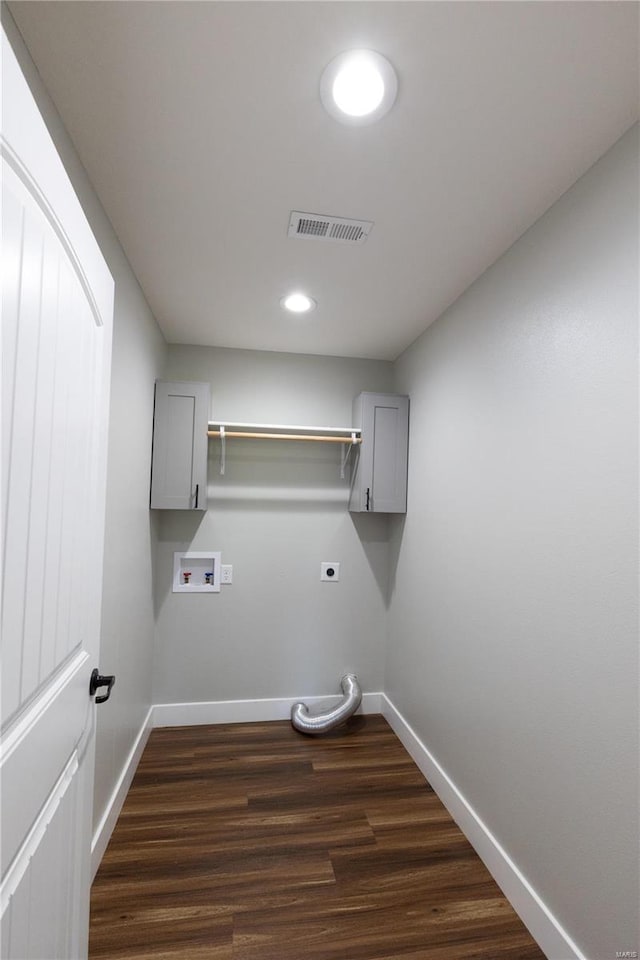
top-left (3, 761), bottom-right (81, 960)
top-left (1, 162), bottom-right (104, 723)
top-left (19, 225), bottom-right (61, 701)
top-left (1, 652), bottom-right (89, 877)
top-left (1, 24), bottom-right (114, 960)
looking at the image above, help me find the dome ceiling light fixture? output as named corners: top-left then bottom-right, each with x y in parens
top-left (320, 49), bottom-right (398, 125)
top-left (280, 292), bottom-right (317, 314)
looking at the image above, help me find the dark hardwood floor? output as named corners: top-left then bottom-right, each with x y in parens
top-left (90, 715), bottom-right (546, 960)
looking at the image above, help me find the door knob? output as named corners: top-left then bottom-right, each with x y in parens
top-left (89, 668), bottom-right (115, 704)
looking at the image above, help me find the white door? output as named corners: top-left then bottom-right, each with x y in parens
top-left (1, 25), bottom-right (114, 960)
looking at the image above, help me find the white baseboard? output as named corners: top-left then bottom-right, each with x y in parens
top-left (152, 691), bottom-right (382, 727)
top-left (380, 695), bottom-right (585, 960)
top-left (90, 706), bottom-right (153, 881)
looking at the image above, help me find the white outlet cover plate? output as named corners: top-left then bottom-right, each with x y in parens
top-left (221, 564), bottom-right (233, 584)
top-left (321, 562), bottom-right (340, 582)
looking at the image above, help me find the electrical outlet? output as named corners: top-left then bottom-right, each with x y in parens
top-left (221, 564), bottom-right (233, 584)
top-left (320, 562), bottom-right (340, 582)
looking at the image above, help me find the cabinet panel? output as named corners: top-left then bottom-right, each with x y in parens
top-left (150, 381), bottom-right (209, 509)
top-left (350, 392), bottom-right (409, 514)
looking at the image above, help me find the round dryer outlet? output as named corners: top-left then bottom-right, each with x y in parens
top-left (320, 562), bottom-right (340, 582)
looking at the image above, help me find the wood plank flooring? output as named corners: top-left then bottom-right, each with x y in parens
top-left (90, 715), bottom-right (546, 960)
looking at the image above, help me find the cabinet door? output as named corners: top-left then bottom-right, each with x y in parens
top-left (150, 381), bottom-right (209, 509)
top-left (350, 393), bottom-right (409, 513)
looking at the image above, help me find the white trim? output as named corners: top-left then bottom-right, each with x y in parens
top-left (90, 707), bottom-right (153, 880)
top-left (1, 651), bottom-right (88, 762)
top-left (152, 692), bottom-right (382, 728)
top-left (380, 695), bottom-right (586, 960)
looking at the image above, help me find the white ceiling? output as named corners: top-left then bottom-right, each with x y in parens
top-left (10, 1), bottom-right (639, 361)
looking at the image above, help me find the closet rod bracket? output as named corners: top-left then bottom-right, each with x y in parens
top-left (340, 432), bottom-right (357, 480)
top-left (219, 425), bottom-right (226, 475)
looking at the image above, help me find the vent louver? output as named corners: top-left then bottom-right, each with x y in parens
top-left (288, 211), bottom-right (373, 245)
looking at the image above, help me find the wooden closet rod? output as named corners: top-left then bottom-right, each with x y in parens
top-left (207, 430), bottom-right (362, 444)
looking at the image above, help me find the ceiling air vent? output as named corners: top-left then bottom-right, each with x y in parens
top-left (288, 211), bottom-right (373, 245)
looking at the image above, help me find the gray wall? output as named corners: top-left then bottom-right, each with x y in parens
top-left (388, 127), bottom-right (639, 960)
top-left (3, 11), bottom-right (168, 837)
top-left (153, 345), bottom-right (393, 703)
top-left (93, 280), bottom-right (165, 833)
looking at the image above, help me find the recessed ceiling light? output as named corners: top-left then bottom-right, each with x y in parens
top-left (320, 50), bottom-right (398, 126)
top-left (281, 292), bottom-right (316, 314)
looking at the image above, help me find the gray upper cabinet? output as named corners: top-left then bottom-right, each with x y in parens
top-left (349, 392), bottom-right (409, 514)
top-left (150, 381), bottom-right (210, 510)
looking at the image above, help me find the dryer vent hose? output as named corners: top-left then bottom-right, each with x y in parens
top-left (291, 674), bottom-right (362, 735)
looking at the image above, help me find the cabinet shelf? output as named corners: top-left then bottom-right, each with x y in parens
top-left (207, 421), bottom-right (361, 476)
top-left (207, 421), bottom-right (361, 441)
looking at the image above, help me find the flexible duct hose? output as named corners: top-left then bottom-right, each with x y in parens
top-left (291, 674), bottom-right (362, 734)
